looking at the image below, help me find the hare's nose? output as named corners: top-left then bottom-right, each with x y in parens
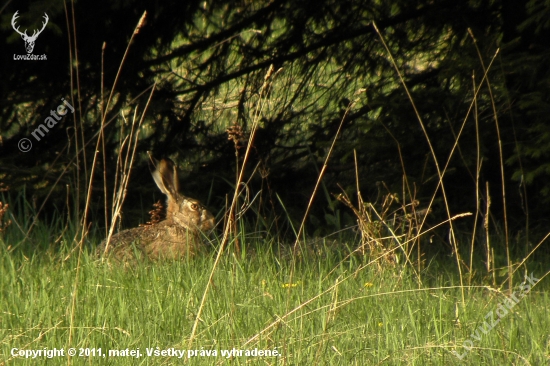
top-left (202, 212), bottom-right (215, 230)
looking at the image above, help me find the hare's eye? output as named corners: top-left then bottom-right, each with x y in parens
top-left (190, 203), bottom-right (199, 210)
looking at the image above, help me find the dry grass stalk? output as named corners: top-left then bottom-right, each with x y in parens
top-left (0, 201), bottom-right (11, 237)
top-left (139, 200), bottom-right (164, 227)
top-left (0, 182), bottom-right (11, 237)
top-left (188, 64), bottom-right (282, 350)
top-left (337, 188), bottom-right (428, 267)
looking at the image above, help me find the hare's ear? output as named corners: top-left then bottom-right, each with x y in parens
top-left (149, 157), bottom-right (180, 198)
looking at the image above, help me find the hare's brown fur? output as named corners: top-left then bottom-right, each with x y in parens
top-left (97, 157), bottom-right (214, 261)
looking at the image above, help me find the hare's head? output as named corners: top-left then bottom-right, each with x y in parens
top-left (149, 157), bottom-right (215, 232)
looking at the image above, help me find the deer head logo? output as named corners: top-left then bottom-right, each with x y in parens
top-left (11, 11), bottom-right (49, 54)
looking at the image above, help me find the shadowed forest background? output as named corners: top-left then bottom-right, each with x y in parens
top-left (1, 0), bottom-right (549, 252)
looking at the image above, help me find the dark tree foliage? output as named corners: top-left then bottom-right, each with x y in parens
top-left (0, 0), bottom-right (548, 240)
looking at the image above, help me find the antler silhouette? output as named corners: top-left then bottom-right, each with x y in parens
top-left (11, 11), bottom-right (49, 53)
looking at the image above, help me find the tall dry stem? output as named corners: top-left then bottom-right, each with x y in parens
top-left (187, 65), bottom-right (282, 351)
top-left (373, 21), bottom-right (466, 305)
top-left (67, 12), bottom-right (149, 364)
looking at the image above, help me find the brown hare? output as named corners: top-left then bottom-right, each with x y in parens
top-left (97, 157), bottom-right (215, 261)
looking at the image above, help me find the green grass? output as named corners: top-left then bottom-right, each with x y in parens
top-left (1, 235), bottom-right (549, 365)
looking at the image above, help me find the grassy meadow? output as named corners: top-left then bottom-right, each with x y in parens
top-left (2, 20), bottom-right (549, 365)
top-left (3, 3), bottom-right (550, 365)
top-left (2, 67), bottom-right (549, 365)
top-left (1, 223), bottom-right (549, 365)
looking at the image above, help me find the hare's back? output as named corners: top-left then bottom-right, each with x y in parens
top-left (98, 222), bottom-right (202, 261)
